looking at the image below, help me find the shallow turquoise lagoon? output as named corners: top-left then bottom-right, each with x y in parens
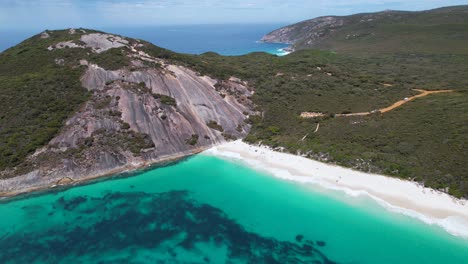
top-left (0, 154), bottom-right (467, 263)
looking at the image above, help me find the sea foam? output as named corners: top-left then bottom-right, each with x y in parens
top-left (204, 144), bottom-right (468, 239)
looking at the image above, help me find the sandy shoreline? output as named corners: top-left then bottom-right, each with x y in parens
top-left (276, 47), bottom-right (292, 56)
top-left (203, 140), bottom-right (468, 239)
top-left (2, 139), bottom-right (467, 238)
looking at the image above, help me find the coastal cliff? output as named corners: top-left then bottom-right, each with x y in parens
top-left (1, 18), bottom-right (467, 198)
top-left (0, 30), bottom-right (254, 195)
top-left (261, 16), bottom-right (344, 47)
top-left (261, 5), bottom-right (468, 54)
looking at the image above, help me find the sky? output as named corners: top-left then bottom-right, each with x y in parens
top-left (1, 0), bottom-right (468, 30)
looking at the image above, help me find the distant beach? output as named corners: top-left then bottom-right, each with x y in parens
top-left (276, 47), bottom-right (292, 56)
top-left (204, 140), bottom-right (468, 239)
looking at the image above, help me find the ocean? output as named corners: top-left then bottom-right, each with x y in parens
top-left (0, 155), bottom-right (467, 263)
top-left (1, 24), bottom-right (467, 263)
top-left (0, 24), bottom-right (290, 55)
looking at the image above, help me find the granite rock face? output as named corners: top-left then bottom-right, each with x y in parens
top-left (48, 32), bottom-right (129, 52)
top-left (0, 32), bottom-right (254, 195)
top-left (260, 16), bottom-right (345, 48)
top-left (260, 16), bottom-right (344, 46)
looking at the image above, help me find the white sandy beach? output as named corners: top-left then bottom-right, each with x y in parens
top-left (203, 140), bottom-right (468, 239)
top-left (276, 48), bottom-right (292, 56)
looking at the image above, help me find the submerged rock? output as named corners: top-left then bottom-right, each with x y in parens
top-left (0, 190), bottom-right (337, 263)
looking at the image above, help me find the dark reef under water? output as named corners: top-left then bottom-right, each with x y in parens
top-left (0, 190), bottom-right (336, 264)
top-left (3, 155), bottom-right (467, 263)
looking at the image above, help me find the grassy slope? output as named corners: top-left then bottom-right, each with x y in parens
top-left (289, 6), bottom-right (468, 54)
top-left (234, 6), bottom-right (468, 197)
top-left (144, 48), bottom-right (468, 198)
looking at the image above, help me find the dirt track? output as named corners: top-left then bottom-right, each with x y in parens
top-left (300, 89), bottom-right (453, 118)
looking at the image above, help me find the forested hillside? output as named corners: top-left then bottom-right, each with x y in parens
top-left (1, 5), bottom-right (467, 197)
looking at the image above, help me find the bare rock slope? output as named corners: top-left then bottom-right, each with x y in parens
top-left (260, 16), bottom-right (345, 46)
top-left (0, 31), bottom-right (254, 195)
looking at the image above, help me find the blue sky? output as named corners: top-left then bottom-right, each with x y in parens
top-left (1, 0), bottom-right (467, 30)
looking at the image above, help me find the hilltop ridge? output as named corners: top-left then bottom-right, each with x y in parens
top-left (261, 5), bottom-right (468, 54)
top-left (0, 29), bottom-right (254, 195)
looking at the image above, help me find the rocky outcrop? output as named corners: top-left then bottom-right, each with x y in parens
top-left (48, 33), bottom-right (129, 53)
top-left (0, 32), bottom-right (255, 196)
top-left (260, 16), bottom-right (344, 46)
top-left (81, 33), bottom-right (129, 53)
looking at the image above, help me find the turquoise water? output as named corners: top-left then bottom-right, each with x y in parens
top-left (1, 154), bottom-right (467, 263)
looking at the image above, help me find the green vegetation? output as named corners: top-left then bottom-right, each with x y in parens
top-left (207, 121), bottom-right (224, 132)
top-left (0, 30), bottom-right (91, 171)
top-left (186, 134), bottom-right (199, 146)
top-left (222, 133), bottom-right (238, 141)
top-left (121, 122), bottom-right (131, 130)
top-left (142, 40), bottom-right (468, 197)
top-left (91, 129), bottom-right (155, 154)
top-left (0, 29), bottom-right (131, 172)
top-left (122, 132), bottom-right (155, 154)
top-left (270, 5), bottom-right (468, 54)
top-left (152, 93), bottom-right (177, 107)
top-left (89, 47), bottom-right (131, 70)
top-left (94, 95), bottom-right (112, 109)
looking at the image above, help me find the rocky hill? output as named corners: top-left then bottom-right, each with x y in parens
top-left (261, 5), bottom-right (468, 54)
top-left (1, 21), bottom-right (467, 198)
top-left (0, 29), bottom-right (254, 195)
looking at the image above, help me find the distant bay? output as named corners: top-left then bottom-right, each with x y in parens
top-left (0, 24), bottom-right (290, 55)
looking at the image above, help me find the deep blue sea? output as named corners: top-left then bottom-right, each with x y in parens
top-left (0, 24), bottom-right (290, 55)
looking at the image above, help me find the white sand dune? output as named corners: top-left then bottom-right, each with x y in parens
top-left (204, 140), bottom-right (468, 239)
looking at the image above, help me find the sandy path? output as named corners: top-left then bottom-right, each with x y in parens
top-left (379, 89), bottom-right (453, 113)
top-left (300, 89), bottom-right (453, 118)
